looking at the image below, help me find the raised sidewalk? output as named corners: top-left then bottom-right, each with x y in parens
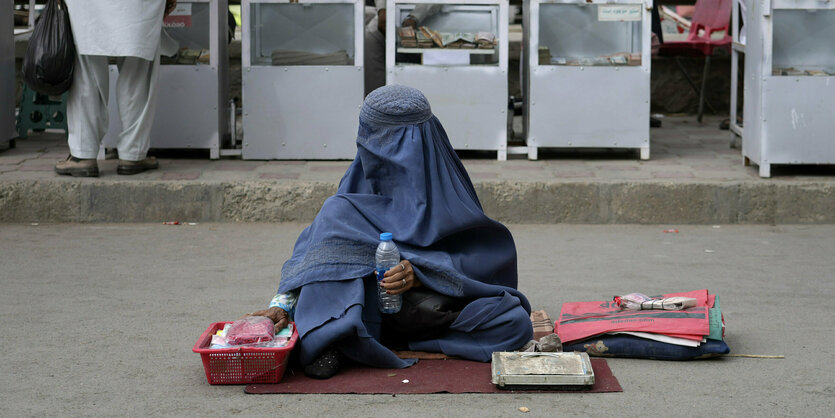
top-left (1, 115), bottom-right (834, 224)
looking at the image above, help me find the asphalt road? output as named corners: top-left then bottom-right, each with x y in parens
top-left (1, 223), bottom-right (832, 416)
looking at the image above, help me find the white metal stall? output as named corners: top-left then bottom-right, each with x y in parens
top-left (241, 0), bottom-right (364, 160)
top-left (2, 4), bottom-right (15, 146)
top-left (103, 0), bottom-right (230, 159)
top-left (739, 0), bottom-right (835, 177)
top-left (387, 0), bottom-right (510, 160)
top-left (523, 0), bottom-right (651, 160)
top-left (729, 0), bottom-right (745, 147)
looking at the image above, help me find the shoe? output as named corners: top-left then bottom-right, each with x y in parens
top-left (650, 117), bottom-right (662, 128)
top-left (303, 347), bottom-right (343, 379)
top-left (117, 156), bottom-right (159, 175)
top-left (55, 155), bottom-right (99, 177)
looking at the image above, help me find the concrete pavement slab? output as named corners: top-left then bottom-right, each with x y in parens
top-left (0, 223), bottom-right (832, 416)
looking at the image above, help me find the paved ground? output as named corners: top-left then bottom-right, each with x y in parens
top-left (2, 116), bottom-right (834, 224)
top-left (1, 223), bottom-right (832, 416)
top-left (5, 115), bottom-right (835, 183)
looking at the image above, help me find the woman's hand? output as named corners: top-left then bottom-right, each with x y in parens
top-left (380, 259), bottom-right (420, 295)
top-left (165, 0), bottom-right (177, 18)
top-left (377, 8), bottom-right (386, 34)
top-left (401, 16), bottom-right (418, 29)
top-left (240, 307), bottom-right (288, 334)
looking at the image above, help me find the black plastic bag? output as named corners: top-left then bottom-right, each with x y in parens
top-left (22, 0), bottom-right (76, 96)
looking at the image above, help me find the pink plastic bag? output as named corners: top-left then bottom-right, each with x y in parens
top-left (225, 316), bottom-right (274, 345)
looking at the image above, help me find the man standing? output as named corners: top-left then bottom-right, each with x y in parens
top-left (55, 0), bottom-right (176, 177)
top-left (364, 1), bottom-right (438, 96)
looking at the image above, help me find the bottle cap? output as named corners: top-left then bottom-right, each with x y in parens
top-left (380, 232), bottom-right (393, 241)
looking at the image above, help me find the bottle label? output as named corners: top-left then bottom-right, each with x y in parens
top-left (376, 269), bottom-right (385, 281)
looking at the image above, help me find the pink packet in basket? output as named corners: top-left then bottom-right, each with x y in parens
top-left (225, 316), bottom-right (274, 345)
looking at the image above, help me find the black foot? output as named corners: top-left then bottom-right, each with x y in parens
top-left (303, 347), bottom-right (342, 379)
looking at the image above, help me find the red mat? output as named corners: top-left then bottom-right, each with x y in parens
top-left (245, 358), bottom-right (621, 394)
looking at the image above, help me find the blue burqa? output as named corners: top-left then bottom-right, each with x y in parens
top-left (279, 85), bottom-right (533, 368)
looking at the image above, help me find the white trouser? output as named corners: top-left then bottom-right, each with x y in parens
top-left (67, 54), bottom-right (160, 161)
top-left (364, 17), bottom-right (386, 97)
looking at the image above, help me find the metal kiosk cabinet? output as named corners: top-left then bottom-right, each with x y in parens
top-left (387, 0), bottom-right (509, 160)
top-left (242, 0), bottom-right (364, 160)
top-left (104, 0), bottom-right (230, 159)
top-left (2, 5), bottom-right (15, 146)
top-left (523, 0), bottom-right (651, 160)
top-left (740, 0), bottom-right (835, 178)
top-left (729, 0), bottom-right (745, 147)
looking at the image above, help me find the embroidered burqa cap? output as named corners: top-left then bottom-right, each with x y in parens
top-left (279, 85), bottom-right (532, 368)
top-left (358, 84), bottom-right (433, 126)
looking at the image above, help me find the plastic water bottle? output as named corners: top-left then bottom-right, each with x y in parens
top-left (375, 232), bottom-right (402, 313)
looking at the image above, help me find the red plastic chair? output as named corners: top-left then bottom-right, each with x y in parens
top-left (659, 0), bottom-right (733, 122)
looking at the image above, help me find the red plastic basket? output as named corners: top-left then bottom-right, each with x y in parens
top-left (193, 321), bottom-right (298, 385)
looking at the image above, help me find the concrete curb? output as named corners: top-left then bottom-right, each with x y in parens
top-left (2, 180), bottom-right (833, 224)
top-left (478, 181), bottom-right (835, 224)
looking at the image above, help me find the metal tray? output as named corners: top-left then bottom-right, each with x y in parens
top-left (491, 352), bottom-right (595, 388)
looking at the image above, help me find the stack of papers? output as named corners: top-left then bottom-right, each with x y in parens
top-left (556, 289), bottom-right (724, 348)
top-left (270, 50), bottom-right (352, 66)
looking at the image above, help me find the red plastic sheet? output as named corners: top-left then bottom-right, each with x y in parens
top-left (245, 358), bottom-right (622, 394)
top-left (556, 289), bottom-right (713, 344)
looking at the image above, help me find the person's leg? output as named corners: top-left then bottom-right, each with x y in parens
top-left (114, 53), bottom-right (160, 174)
top-left (650, 6), bottom-right (663, 128)
top-left (57, 54), bottom-right (109, 177)
top-left (408, 292), bottom-right (533, 362)
top-left (364, 17), bottom-right (386, 96)
top-left (651, 6), bottom-right (663, 44)
top-left (295, 277), bottom-right (416, 378)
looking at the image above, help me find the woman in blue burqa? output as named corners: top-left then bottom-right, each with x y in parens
top-left (244, 85), bottom-right (533, 379)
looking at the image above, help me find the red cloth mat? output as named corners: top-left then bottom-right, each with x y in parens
top-left (245, 358), bottom-right (621, 394)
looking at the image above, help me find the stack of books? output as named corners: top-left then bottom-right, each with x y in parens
top-left (398, 27), bottom-right (417, 48)
top-left (475, 32), bottom-right (495, 49)
top-left (270, 50), bottom-right (352, 66)
top-left (399, 26), bottom-right (496, 51)
top-left (419, 26), bottom-right (443, 48)
top-left (538, 47), bottom-right (551, 64)
top-left (555, 289), bottom-right (728, 359)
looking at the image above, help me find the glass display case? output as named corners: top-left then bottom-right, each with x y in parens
top-left (394, 3), bottom-right (501, 66)
top-left (242, 0), bottom-right (364, 159)
top-left (160, 2), bottom-right (214, 66)
top-left (103, 0), bottom-right (230, 159)
top-left (537, 3), bottom-right (643, 67)
top-left (387, 0), bottom-right (509, 159)
top-left (248, 2), bottom-right (355, 66)
top-left (523, 0), bottom-right (651, 160)
top-left (2, 5), bottom-right (15, 146)
top-left (741, 0), bottom-right (835, 177)
top-left (771, 8), bottom-right (835, 76)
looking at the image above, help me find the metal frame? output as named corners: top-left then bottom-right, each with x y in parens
top-left (241, 0), bottom-right (364, 160)
top-left (2, 4), bottom-right (15, 145)
top-left (102, 0), bottom-right (230, 159)
top-left (28, 0), bottom-right (36, 27)
top-left (523, 0), bottom-right (651, 160)
top-left (386, 0), bottom-right (510, 160)
top-left (10, 0), bottom-right (37, 34)
top-left (741, 0), bottom-right (835, 177)
top-left (729, 0), bottom-right (744, 147)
